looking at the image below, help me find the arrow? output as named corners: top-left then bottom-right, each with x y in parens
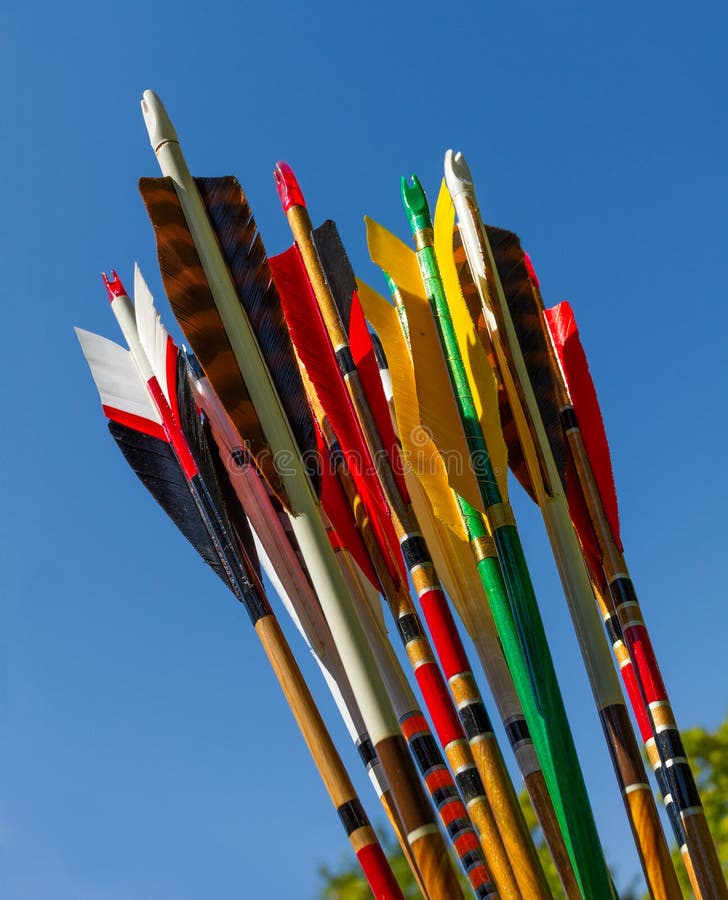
top-left (386, 171), bottom-right (615, 900)
top-left (274, 163), bottom-right (547, 900)
top-left (359, 276), bottom-right (581, 899)
top-left (138, 90), bottom-right (455, 899)
top-left (77, 269), bottom-right (404, 899)
top-left (188, 349), bottom-right (457, 896)
top-left (542, 298), bottom-right (727, 899)
top-left (270, 238), bottom-right (497, 899)
top-left (445, 154), bottom-right (684, 900)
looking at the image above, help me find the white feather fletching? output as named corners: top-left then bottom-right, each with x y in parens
top-left (75, 327), bottom-right (161, 424)
top-left (133, 264), bottom-right (171, 404)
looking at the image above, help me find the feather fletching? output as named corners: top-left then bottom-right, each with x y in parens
top-left (365, 216), bottom-right (485, 515)
top-left (268, 245), bottom-right (403, 586)
top-left (484, 226), bottom-right (567, 490)
top-left (544, 301), bottom-right (622, 550)
top-left (311, 220), bottom-right (409, 501)
top-left (357, 282), bottom-right (467, 540)
top-left (139, 176), bottom-right (286, 502)
top-left (108, 420), bottom-right (232, 587)
top-left (196, 176), bottom-right (318, 489)
top-left (433, 183), bottom-right (508, 500)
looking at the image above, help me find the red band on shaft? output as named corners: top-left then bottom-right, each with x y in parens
top-left (414, 662), bottom-right (463, 747)
top-left (418, 587), bottom-right (469, 680)
top-left (624, 628), bottom-right (668, 706)
top-left (620, 660), bottom-right (652, 740)
top-left (356, 844), bottom-right (404, 900)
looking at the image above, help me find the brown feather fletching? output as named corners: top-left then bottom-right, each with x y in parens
top-left (484, 225), bottom-right (568, 491)
top-left (140, 177), bottom-right (287, 504)
top-left (196, 177), bottom-right (319, 494)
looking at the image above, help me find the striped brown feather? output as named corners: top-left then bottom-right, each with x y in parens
top-left (484, 225), bottom-right (567, 492)
top-left (196, 177), bottom-right (319, 497)
top-left (452, 229), bottom-right (534, 499)
top-left (138, 176), bottom-right (286, 502)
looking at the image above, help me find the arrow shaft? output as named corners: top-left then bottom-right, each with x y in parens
top-left (404, 197), bottom-right (614, 900)
top-left (451, 195), bottom-right (681, 899)
top-left (381, 276), bottom-right (581, 899)
top-left (142, 102), bottom-right (459, 897)
top-left (283, 200), bottom-right (547, 900)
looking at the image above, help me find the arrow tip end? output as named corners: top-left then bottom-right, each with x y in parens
top-left (274, 161), bottom-right (306, 212)
top-left (102, 270), bottom-right (127, 303)
top-left (400, 174), bottom-right (430, 232)
top-left (443, 149), bottom-right (473, 198)
top-left (141, 89), bottom-right (179, 152)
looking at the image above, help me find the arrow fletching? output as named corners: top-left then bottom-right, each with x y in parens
top-left (544, 300), bottom-right (622, 550)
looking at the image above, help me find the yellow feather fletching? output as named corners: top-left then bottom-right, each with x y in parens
top-left (365, 217), bottom-right (485, 513)
top-left (357, 280), bottom-right (467, 540)
top-left (434, 182), bottom-right (508, 501)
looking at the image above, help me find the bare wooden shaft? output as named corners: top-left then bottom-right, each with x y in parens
top-left (624, 790), bottom-right (682, 900)
top-left (563, 428), bottom-right (623, 578)
top-left (683, 816), bottom-right (728, 900)
top-left (524, 771), bottom-right (581, 900)
top-left (380, 789), bottom-right (430, 900)
top-left (287, 205), bottom-right (349, 349)
top-left (410, 833), bottom-right (462, 900)
top-left (679, 846), bottom-right (701, 900)
top-left (256, 614), bottom-right (362, 803)
top-left (470, 736), bottom-right (552, 899)
top-left (254, 614), bottom-right (392, 888)
top-left (600, 704), bottom-right (682, 900)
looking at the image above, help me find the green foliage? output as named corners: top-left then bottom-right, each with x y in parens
top-left (317, 714), bottom-right (728, 899)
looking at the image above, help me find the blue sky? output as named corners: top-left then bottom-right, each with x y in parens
top-left (3, 1), bottom-right (727, 897)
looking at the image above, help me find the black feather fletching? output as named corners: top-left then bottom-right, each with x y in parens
top-left (174, 353), bottom-right (261, 584)
top-left (108, 420), bottom-right (232, 587)
top-left (107, 349), bottom-right (266, 612)
top-left (312, 220), bottom-right (356, 331)
top-left (311, 220), bottom-right (409, 503)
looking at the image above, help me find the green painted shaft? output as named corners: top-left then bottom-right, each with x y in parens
top-left (401, 175), bottom-right (615, 900)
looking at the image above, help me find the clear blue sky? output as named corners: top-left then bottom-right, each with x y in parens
top-left (3, 1), bottom-right (727, 897)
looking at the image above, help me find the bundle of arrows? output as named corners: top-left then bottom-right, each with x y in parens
top-left (76, 90), bottom-right (726, 900)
